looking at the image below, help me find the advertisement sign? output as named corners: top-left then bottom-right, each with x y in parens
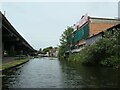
top-left (79, 14), bottom-right (88, 27)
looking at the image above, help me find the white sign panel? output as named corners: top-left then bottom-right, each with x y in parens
top-left (79, 14), bottom-right (88, 27)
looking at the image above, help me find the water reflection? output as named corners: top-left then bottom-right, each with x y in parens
top-left (60, 61), bottom-right (120, 88)
top-left (2, 58), bottom-right (120, 89)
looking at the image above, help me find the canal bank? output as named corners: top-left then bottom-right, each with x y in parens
top-left (1, 57), bottom-right (32, 75)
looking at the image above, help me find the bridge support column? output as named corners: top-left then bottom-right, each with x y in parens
top-left (0, 16), bottom-right (2, 60)
top-left (2, 42), bottom-right (4, 57)
top-left (0, 30), bottom-right (2, 59)
top-left (8, 45), bottom-right (15, 56)
top-left (20, 50), bottom-right (23, 55)
top-left (0, 12), bottom-right (2, 90)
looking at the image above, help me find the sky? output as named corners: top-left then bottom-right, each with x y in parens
top-left (1, 1), bottom-right (119, 50)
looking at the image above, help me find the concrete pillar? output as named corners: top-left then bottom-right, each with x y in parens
top-left (2, 42), bottom-right (4, 57)
top-left (0, 12), bottom-right (2, 62)
top-left (23, 50), bottom-right (27, 56)
top-left (0, 23), bottom-right (2, 61)
top-left (8, 45), bottom-right (15, 56)
top-left (0, 11), bottom-right (2, 90)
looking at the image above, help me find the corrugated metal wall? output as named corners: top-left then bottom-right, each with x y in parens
top-left (73, 23), bottom-right (89, 43)
top-left (67, 22), bottom-right (89, 50)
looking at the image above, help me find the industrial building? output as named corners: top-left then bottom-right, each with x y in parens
top-left (67, 14), bottom-right (120, 53)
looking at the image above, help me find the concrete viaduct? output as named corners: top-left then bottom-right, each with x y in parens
top-left (1, 11), bottom-right (37, 57)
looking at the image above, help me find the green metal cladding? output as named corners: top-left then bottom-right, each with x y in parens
top-left (67, 23), bottom-right (89, 44)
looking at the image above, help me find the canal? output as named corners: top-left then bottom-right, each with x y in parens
top-left (2, 57), bottom-right (120, 88)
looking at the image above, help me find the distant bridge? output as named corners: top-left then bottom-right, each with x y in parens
top-left (1, 11), bottom-right (37, 57)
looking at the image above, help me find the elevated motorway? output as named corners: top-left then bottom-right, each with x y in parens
top-left (1, 12), bottom-right (37, 56)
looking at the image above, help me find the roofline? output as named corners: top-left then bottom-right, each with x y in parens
top-left (106, 23), bottom-right (120, 30)
top-left (86, 31), bottom-right (103, 39)
top-left (89, 16), bottom-right (120, 21)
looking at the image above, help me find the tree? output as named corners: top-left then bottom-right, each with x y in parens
top-left (38, 48), bottom-right (42, 54)
top-left (60, 26), bottom-right (74, 45)
top-left (43, 46), bottom-right (53, 54)
top-left (58, 26), bottom-right (74, 60)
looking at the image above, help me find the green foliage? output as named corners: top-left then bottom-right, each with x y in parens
top-left (58, 26), bottom-right (74, 60)
top-left (60, 26), bottom-right (74, 45)
top-left (58, 45), bottom-right (66, 60)
top-left (43, 46), bottom-right (53, 54)
top-left (38, 48), bottom-right (42, 54)
top-left (100, 55), bottom-right (120, 67)
top-left (67, 27), bottom-right (120, 67)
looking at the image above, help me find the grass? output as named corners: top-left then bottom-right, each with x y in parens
top-left (0, 59), bottom-right (29, 71)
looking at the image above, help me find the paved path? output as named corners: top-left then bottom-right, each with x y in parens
top-left (2, 57), bottom-right (16, 65)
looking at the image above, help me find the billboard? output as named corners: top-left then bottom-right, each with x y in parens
top-left (74, 14), bottom-right (88, 30)
top-left (79, 14), bottom-right (88, 28)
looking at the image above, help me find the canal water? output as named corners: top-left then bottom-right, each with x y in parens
top-left (2, 57), bottom-right (120, 88)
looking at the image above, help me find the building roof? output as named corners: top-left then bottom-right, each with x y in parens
top-left (89, 16), bottom-right (119, 21)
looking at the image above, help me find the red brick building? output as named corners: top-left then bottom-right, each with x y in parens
top-left (89, 17), bottom-right (119, 37)
top-left (67, 14), bottom-right (120, 52)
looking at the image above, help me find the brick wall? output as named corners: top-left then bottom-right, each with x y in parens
top-left (89, 23), bottom-right (116, 37)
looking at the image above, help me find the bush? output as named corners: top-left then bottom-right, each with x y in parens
top-left (100, 55), bottom-right (120, 67)
top-left (67, 27), bottom-right (120, 67)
